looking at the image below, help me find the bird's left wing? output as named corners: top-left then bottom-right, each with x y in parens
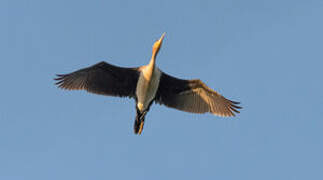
top-left (55, 61), bottom-right (140, 98)
top-left (155, 72), bottom-right (241, 117)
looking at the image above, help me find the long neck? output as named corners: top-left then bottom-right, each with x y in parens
top-left (148, 48), bottom-right (158, 69)
top-left (142, 50), bottom-right (157, 83)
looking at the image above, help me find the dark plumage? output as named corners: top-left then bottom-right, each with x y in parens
top-left (55, 62), bottom-right (139, 97)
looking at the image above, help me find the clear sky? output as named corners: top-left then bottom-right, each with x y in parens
top-left (1, 0), bottom-right (323, 179)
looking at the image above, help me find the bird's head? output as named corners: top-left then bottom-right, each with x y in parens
top-left (152, 33), bottom-right (165, 57)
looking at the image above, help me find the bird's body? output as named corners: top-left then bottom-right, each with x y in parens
top-left (136, 65), bottom-right (161, 112)
top-left (55, 33), bottom-right (241, 135)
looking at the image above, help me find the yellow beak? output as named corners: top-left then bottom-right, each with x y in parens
top-left (159, 32), bottom-right (166, 42)
top-left (152, 33), bottom-right (166, 56)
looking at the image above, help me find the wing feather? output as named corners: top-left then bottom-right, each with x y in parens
top-left (55, 61), bottom-right (140, 98)
top-left (155, 72), bottom-right (241, 117)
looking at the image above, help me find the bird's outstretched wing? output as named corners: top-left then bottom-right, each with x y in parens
top-left (55, 61), bottom-right (140, 98)
top-left (155, 72), bottom-right (241, 117)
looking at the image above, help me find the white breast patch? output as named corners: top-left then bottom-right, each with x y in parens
top-left (136, 67), bottom-right (161, 111)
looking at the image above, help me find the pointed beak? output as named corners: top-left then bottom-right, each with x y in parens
top-left (158, 32), bottom-right (166, 43)
top-left (152, 33), bottom-right (166, 56)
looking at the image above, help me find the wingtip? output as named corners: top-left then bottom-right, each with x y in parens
top-left (54, 74), bottom-right (68, 88)
top-left (230, 106), bottom-right (240, 113)
top-left (54, 74), bottom-right (64, 81)
top-left (230, 100), bottom-right (241, 105)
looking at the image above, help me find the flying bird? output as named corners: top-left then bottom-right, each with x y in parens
top-left (55, 33), bottom-right (241, 135)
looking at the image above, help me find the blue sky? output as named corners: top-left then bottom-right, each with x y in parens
top-left (1, 0), bottom-right (323, 179)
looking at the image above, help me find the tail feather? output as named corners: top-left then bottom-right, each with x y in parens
top-left (134, 109), bottom-right (146, 135)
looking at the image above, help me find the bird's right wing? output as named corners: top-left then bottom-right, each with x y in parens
top-left (55, 61), bottom-right (140, 98)
top-left (155, 72), bottom-right (241, 117)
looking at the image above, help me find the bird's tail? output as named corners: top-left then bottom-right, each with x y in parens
top-left (134, 109), bottom-right (147, 135)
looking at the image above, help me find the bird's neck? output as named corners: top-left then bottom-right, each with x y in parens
top-left (148, 52), bottom-right (157, 70)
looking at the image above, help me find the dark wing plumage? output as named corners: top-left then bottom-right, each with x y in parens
top-left (155, 72), bottom-right (241, 117)
top-left (55, 61), bottom-right (140, 98)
